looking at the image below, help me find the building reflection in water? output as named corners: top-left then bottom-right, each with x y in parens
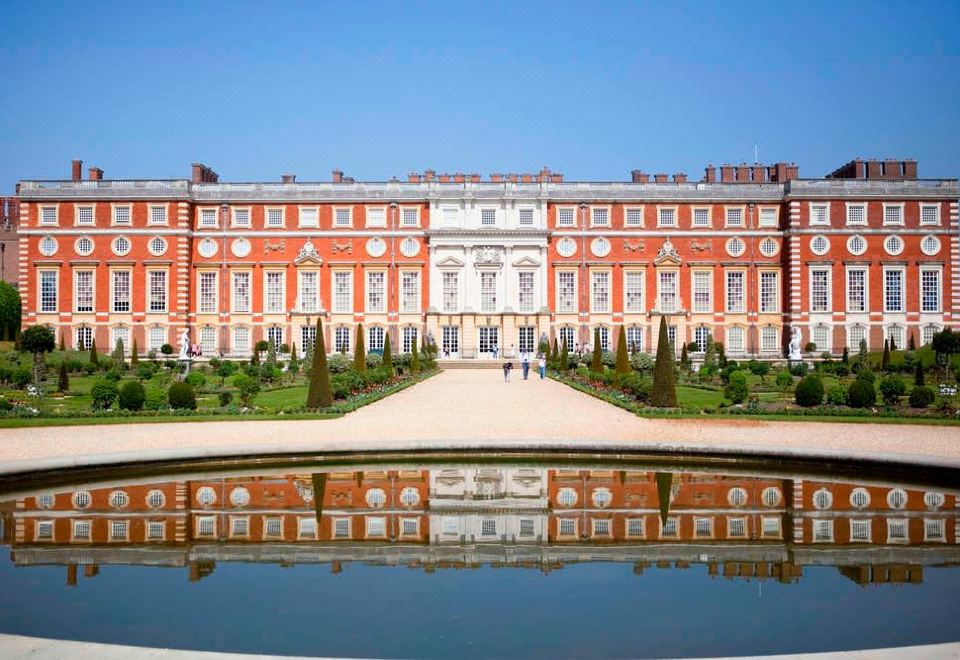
top-left (3, 465), bottom-right (956, 588)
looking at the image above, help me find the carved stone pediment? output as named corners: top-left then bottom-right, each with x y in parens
top-left (654, 238), bottom-right (681, 265)
top-left (511, 256), bottom-right (541, 268)
top-left (436, 255), bottom-right (465, 268)
top-left (473, 246), bottom-right (503, 265)
top-left (294, 239), bottom-right (323, 265)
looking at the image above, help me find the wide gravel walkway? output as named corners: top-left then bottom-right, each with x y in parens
top-left (0, 369), bottom-right (958, 473)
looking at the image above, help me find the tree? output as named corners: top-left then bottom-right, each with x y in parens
top-left (288, 343), bottom-right (300, 376)
top-left (550, 338), bottom-right (559, 366)
top-left (650, 317), bottom-right (677, 407)
top-left (168, 382), bottom-right (196, 410)
top-left (112, 339), bottom-right (126, 370)
top-left (878, 375), bottom-right (906, 406)
top-left (250, 345), bottom-right (261, 366)
top-left (775, 369), bottom-right (793, 400)
top-left (232, 373), bottom-right (261, 407)
top-left (931, 329), bottom-right (960, 375)
top-left (58, 330), bottom-right (65, 352)
top-left (857, 338), bottom-right (869, 366)
top-left (880, 339), bottom-right (890, 371)
top-left (615, 327), bottom-right (630, 377)
top-left (794, 375), bottom-right (824, 407)
top-left (118, 381), bottom-right (146, 411)
top-left (724, 370), bottom-right (749, 404)
top-left (841, 346), bottom-right (849, 364)
top-left (58, 361), bottom-right (69, 392)
top-left (20, 325), bottom-right (55, 386)
top-left (889, 335), bottom-right (897, 352)
top-left (908, 332), bottom-right (916, 351)
top-left (915, 361), bottom-right (925, 387)
top-left (702, 336), bottom-right (717, 372)
top-left (216, 360), bottom-right (238, 387)
top-left (306, 318), bottom-right (333, 409)
top-left (130, 338), bottom-right (139, 368)
top-left (410, 339), bottom-right (421, 374)
top-left (0, 281), bottom-right (21, 341)
top-left (748, 360), bottom-right (770, 383)
top-left (89, 338), bottom-right (99, 367)
top-left (590, 328), bottom-right (603, 374)
top-left (353, 323), bottom-right (367, 373)
top-left (679, 343), bottom-right (690, 373)
top-left (847, 379), bottom-right (876, 408)
top-left (383, 333), bottom-right (394, 377)
top-left (90, 379), bottom-right (119, 410)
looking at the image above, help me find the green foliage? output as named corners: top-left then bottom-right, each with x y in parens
top-left (679, 343), bottom-right (690, 372)
top-left (118, 381), bottom-right (146, 411)
top-left (168, 382), bottom-right (197, 410)
top-left (789, 362), bottom-right (808, 377)
top-left (0, 281), bottom-right (22, 341)
top-left (715, 342), bottom-right (726, 369)
top-left (702, 335), bottom-right (717, 371)
top-left (914, 361), bottom-right (924, 387)
top-left (591, 328), bottom-right (603, 374)
top-left (559, 340), bottom-right (569, 371)
top-left (619, 373), bottom-right (652, 402)
top-left (382, 333), bottom-right (394, 377)
top-left (307, 319), bottom-right (333, 409)
top-left (410, 340), bottom-right (421, 373)
top-left (908, 332), bottom-right (916, 351)
top-left (216, 360), bottom-right (238, 386)
top-left (58, 361), bottom-right (69, 392)
top-left (20, 325), bottom-right (55, 355)
top-left (353, 324), bottom-right (367, 373)
top-left (724, 370), bottom-right (749, 404)
top-left (185, 372), bottom-right (207, 389)
top-left (160, 343), bottom-right (174, 356)
top-left (614, 328), bottom-right (630, 375)
top-left (12, 367), bottom-right (30, 389)
top-left (550, 338), bottom-right (559, 367)
top-left (747, 360), bottom-right (770, 382)
top-left (855, 370), bottom-right (876, 384)
top-left (218, 391), bottom-right (233, 407)
top-left (847, 379), bottom-right (876, 408)
top-left (232, 373), bottom-right (261, 407)
top-left (908, 386), bottom-right (935, 408)
top-left (794, 375), bottom-right (824, 407)
top-left (881, 339), bottom-right (891, 371)
top-left (130, 338), bottom-right (139, 368)
top-left (841, 346), bottom-right (849, 364)
top-left (59, 331), bottom-right (66, 352)
top-left (826, 384), bottom-right (848, 406)
top-left (89, 339), bottom-right (99, 366)
top-left (650, 317), bottom-right (677, 407)
top-left (90, 379), bottom-right (119, 410)
top-left (630, 351), bottom-right (654, 372)
top-left (250, 346), bottom-right (261, 366)
top-left (420, 335), bottom-right (438, 371)
top-left (136, 362), bottom-right (157, 381)
top-left (288, 343), bottom-right (300, 376)
top-left (112, 339), bottom-right (127, 370)
top-left (254, 340), bottom-right (269, 353)
top-left (878, 375), bottom-right (906, 406)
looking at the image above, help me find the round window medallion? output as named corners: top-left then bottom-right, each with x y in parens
top-left (109, 490), bottom-right (129, 509)
top-left (849, 488), bottom-right (871, 508)
top-left (726, 237), bottom-right (746, 257)
top-left (366, 237), bottom-right (387, 258)
top-left (590, 237), bottom-right (611, 258)
top-left (847, 235), bottom-right (867, 256)
top-left (592, 488), bottom-right (612, 508)
top-left (887, 488), bottom-right (907, 509)
top-left (400, 237), bottom-right (420, 258)
top-left (148, 236), bottom-right (167, 257)
top-left (557, 487), bottom-right (578, 507)
top-left (39, 236), bottom-right (58, 256)
top-left (365, 488), bottom-right (387, 507)
top-left (400, 487), bottom-right (420, 506)
top-left (112, 236), bottom-right (131, 257)
top-left (556, 237), bottom-right (577, 258)
top-left (75, 236), bottom-right (95, 256)
top-left (230, 487), bottom-right (251, 507)
top-left (72, 491), bottom-right (92, 509)
top-left (196, 486), bottom-right (217, 506)
top-left (884, 235), bottom-right (904, 256)
top-left (810, 235), bottom-right (830, 256)
top-left (728, 487), bottom-right (748, 507)
top-left (198, 238), bottom-right (218, 258)
top-left (758, 238), bottom-right (778, 257)
top-left (812, 488), bottom-right (833, 510)
top-left (924, 492), bottom-right (944, 509)
top-left (761, 487), bottom-right (782, 507)
top-left (920, 235), bottom-right (941, 256)
top-left (36, 494), bottom-right (55, 509)
top-left (231, 238), bottom-right (251, 258)
top-left (146, 489), bottom-right (166, 509)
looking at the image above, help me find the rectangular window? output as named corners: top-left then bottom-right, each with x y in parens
top-left (72, 519), bottom-right (91, 541)
top-left (74, 271), bottom-right (94, 313)
top-left (230, 517), bottom-right (249, 538)
top-left (264, 517), bottom-right (283, 539)
top-left (110, 520), bottom-right (128, 541)
top-left (366, 271), bottom-right (385, 313)
top-left (626, 326), bottom-right (643, 352)
top-left (366, 207), bottom-right (386, 227)
top-left (200, 208), bottom-right (217, 227)
top-left (883, 204), bottom-right (903, 225)
top-left (559, 326), bottom-right (575, 351)
top-left (847, 269), bottom-right (867, 313)
top-left (592, 519), bottom-right (611, 536)
top-left (112, 326), bottom-right (129, 354)
top-left (694, 517), bottom-right (713, 538)
top-left (812, 325), bottom-right (830, 352)
top-left (692, 207), bottom-right (710, 227)
top-left (266, 208), bottom-right (284, 227)
top-left (596, 326), bottom-right (610, 352)
top-left (402, 326), bottom-right (417, 354)
top-left (627, 518), bottom-right (644, 537)
top-left (75, 326), bottom-right (92, 351)
top-left (334, 518), bottom-right (350, 538)
top-left (149, 326), bottom-right (166, 351)
top-left (334, 326), bottom-right (350, 353)
top-left (112, 271), bottom-right (130, 313)
top-left (849, 324), bottom-right (866, 351)
top-left (725, 207), bottom-right (743, 227)
top-left (335, 208), bottom-right (352, 227)
top-left (625, 207), bottom-right (644, 227)
top-left (265, 272), bottom-right (284, 313)
top-left (442, 326), bottom-right (459, 356)
top-left (661, 517), bottom-right (679, 538)
top-left (558, 518), bottom-right (576, 536)
top-left (518, 326), bottom-right (534, 353)
top-left (728, 518), bottom-right (747, 538)
top-left (35, 520), bottom-right (54, 540)
top-left (40, 206), bottom-right (57, 225)
top-left (760, 272), bottom-right (778, 313)
top-left (442, 272), bottom-right (459, 312)
top-left (298, 517), bottom-right (317, 539)
top-left (921, 269), bottom-right (941, 312)
top-left (232, 208), bottom-right (250, 227)
top-left (482, 519), bottom-right (497, 536)
top-left (480, 208), bottom-right (496, 226)
top-left (810, 204), bottom-right (829, 225)
top-left (298, 207), bottom-right (318, 228)
top-left (557, 208), bottom-right (575, 227)
top-left (813, 519), bottom-right (834, 543)
top-left (922, 325), bottom-right (938, 346)
top-left (887, 519), bottom-right (908, 543)
top-left (762, 516), bottom-right (781, 538)
top-left (402, 207), bottom-right (419, 226)
top-left (920, 204), bottom-right (940, 225)
top-left (518, 208), bottom-right (534, 226)
top-left (519, 518), bottom-right (535, 538)
top-left (518, 272), bottom-right (535, 313)
top-left (481, 272), bottom-right (497, 312)
top-left (692, 271), bottom-right (712, 313)
top-left (233, 326), bottom-right (250, 353)
top-left (887, 325), bottom-right (904, 350)
top-left (148, 271), bottom-right (167, 312)
top-left (233, 272), bottom-right (251, 313)
top-left (113, 206), bottom-right (131, 225)
top-left (850, 519), bottom-right (871, 542)
top-left (846, 204), bottom-right (866, 225)
top-left (367, 517), bottom-right (386, 537)
top-left (591, 271), bottom-right (610, 313)
top-left (811, 269), bottom-right (830, 312)
top-left (76, 206), bottom-right (94, 225)
top-left (591, 207), bottom-right (609, 226)
top-left (725, 271), bottom-right (745, 313)
top-left (625, 271), bottom-right (643, 313)
top-left (727, 326), bottom-right (745, 352)
top-left (884, 269), bottom-right (904, 313)
top-left (758, 208), bottom-right (777, 227)
top-left (400, 518), bottom-right (419, 536)
top-left (334, 271), bottom-right (352, 313)
top-left (924, 519), bottom-right (945, 542)
top-left (299, 271), bottom-right (319, 313)
top-left (761, 326), bottom-right (778, 353)
top-left (199, 272), bottom-right (217, 314)
top-left (557, 272), bottom-right (576, 313)
top-left (267, 326), bottom-right (284, 351)
top-left (658, 207), bottom-right (676, 227)
top-left (402, 271), bottom-right (420, 313)
top-left (200, 326), bottom-right (217, 354)
top-left (658, 271), bottom-right (677, 313)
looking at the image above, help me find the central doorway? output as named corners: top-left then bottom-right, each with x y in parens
top-left (478, 326), bottom-right (499, 358)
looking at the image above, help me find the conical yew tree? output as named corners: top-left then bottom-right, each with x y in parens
top-left (559, 340), bottom-right (569, 371)
top-left (650, 316), bottom-right (677, 407)
top-left (353, 323), bottom-right (366, 373)
top-left (615, 326), bottom-right (630, 376)
top-left (410, 339), bottom-right (420, 374)
top-left (591, 328), bottom-right (603, 374)
top-left (306, 318), bottom-right (333, 409)
top-left (383, 333), bottom-right (394, 377)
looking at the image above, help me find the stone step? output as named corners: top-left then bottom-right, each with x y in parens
top-left (439, 360), bottom-right (516, 370)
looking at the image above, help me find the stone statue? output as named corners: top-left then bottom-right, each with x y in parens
top-left (179, 329), bottom-right (190, 360)
top-left (788, 326), bottom-right (802, 361)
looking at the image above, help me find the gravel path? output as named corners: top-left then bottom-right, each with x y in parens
top-left (0, 369), bottom-right (958, 472)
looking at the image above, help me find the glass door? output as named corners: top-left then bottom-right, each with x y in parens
top-left (478, 326), bottom-right (499, 358)
top-left (441, 326), bottom-right (459, 359)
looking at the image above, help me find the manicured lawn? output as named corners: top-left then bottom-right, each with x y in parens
top-left (677, 386), bottom-right (725, 408)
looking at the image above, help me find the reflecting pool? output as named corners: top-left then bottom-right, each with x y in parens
top-left (1, 459), bottom-right (958, 657)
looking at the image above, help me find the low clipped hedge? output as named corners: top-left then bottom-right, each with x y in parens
top-left (794, 375), bottom-right (824, 407)
top-left (847, 379), bottom-right (876, 408)
top-left (168, 381), bottom-right (197, 410)
top-left (909, 386), bottom-right (935, 409)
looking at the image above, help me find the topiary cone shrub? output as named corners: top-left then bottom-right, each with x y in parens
top-left (650, 317), bottom-right (677, 407)
top-left (58, 361), bottom-right (69, 392)
top-left (410, 340), bottom-right (421, 374)
top-left (89, 339), bottom-right (99, 366)
top-left (382, 333), bottom-right (394, 377)
top-left (306, 318), bottom-right (333, 409)
top-left (591, 328), bottom-right (603, 374)
top-left (168, 382), bottom-right (196, 410)
top-left (615, 327), bottom-right (630, 377)
top-left (794, 374), bottom-right (824, 407)
top-left (353, 323), bottom-right (366, 373)
top-left (559, 340), bottom-right (569, 371)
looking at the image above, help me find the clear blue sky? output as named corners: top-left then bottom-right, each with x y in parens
top-left (1, 1), bottom-right (957, 191)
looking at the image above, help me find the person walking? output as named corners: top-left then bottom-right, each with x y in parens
top-left (538, 354), bottom-right (546, 379)
top-left (521, 352), bottom-right (530, 380)
top-left (502, 360), bottom-right (513, 382)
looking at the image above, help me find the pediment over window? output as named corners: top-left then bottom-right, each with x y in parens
top-left (436, 256), bottom-right (465, 268)
top-left (512, 256), bottom-right (541, 268)
top-left (653, 238), bottom-right (681, 266)
top-left (294, 239), bottom-right (324, 266)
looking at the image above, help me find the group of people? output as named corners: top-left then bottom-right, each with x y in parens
top-left (502, 353), bottom-right (547, 382)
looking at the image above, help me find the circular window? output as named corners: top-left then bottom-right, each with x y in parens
top-left (146, 489), bottom-right (166, 509)
top-left (810, 235), bottom-right (830, 256)
top-left (884, 235), bottom-right (904, 256)
top-left (229, 487), bottom-right (250, 506)
top-left (557, 487), bottom-right (578, 507)
top-left (109, 490), bottom-right (129, 508)
top-left (812, 488), bottom-right (833, 510)
top-left (196, 486), bottom-right (217, 506)
top-left (726, 237), bottom-right (746, 257)
top-left (198, 238), bottom-right (218, 258)
top-left (400, 487), bottom-right (420, 506)
top-left (400, 237), bottom-right (420, 258)
top-left (920, 235), bottom-right (941, 256)
top-left (556, 237), bottom-right (577, 258)
top-left (849, 488), bottom-right (871, 509)
top-left (887, 488), bottom-right (907, 510)
top-left (727, 487), bottom-right (748, 507)
top-left (847, 235), bottom-right (867, 256)
top-left (75, 236), bottom-right (95, 256)
top-left (365, 488), bottom-right (387, 507)
top-left (112, 236), bottom-right (131, 256)
top-left (231, 238), bottom-right (251, 258)
top-left (592, 488), bottom-right (612, 508)
top-left (761, 487), bottom-right (782, 507)
top-left (39, 236), bottom-right (58, 256)
top-left (36, 494), bottom-right (55, 509)
top-left (590, 237), bottom-right (611, 258)
top-left (758, 238), bottom-right (778, 257)
top-left (72, 491), bottom-right (92, 509)
top-left (366, 237), bottom-right (387, 258)
top-left (148, 236), bottom-right (167, 257)
top-left (924, 492), bottom-right (945, 509)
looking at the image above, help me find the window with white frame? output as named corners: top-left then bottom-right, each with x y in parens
top-left (232, 208), bottom-right (250, 227)
top-left (592, 518), bottom-right (611, 536)
top-left (595, 326), bottom-right (610, 352)
top-left (480, 272), bottom-right (497, 312)
top-left (110, 520), bottom-right (129, 541)
top-left (692, 271), bottom-right (711, 313)
top-left (40, 271), bottom-right (58, 312)
top-left (264, 272), bottom-right (284, 313)
top-left (809, 203), bottom-right (829, 225)
top-left (627, 518), bottom-right (644, 537)
top-left (295, 271), bottom-right (318, 313)
top-left (921, 269), bottom-right (941, 312)
top-left (518, 208), bottom-right (534, 226)
top-left (74, 270), bottom-right (94, 313)
top-left (267, 326), bottom-right (283, 351)
top-left (400, 518), bottom-right (418, 537)
top-left (266, 208), bottom-right (283, 227)
top-left (199, 208), bottom-right (217, 227)
top-left (442, 272), bottom-right (459, 312)
top-left (229, 517), bottom-right (248, 538)
top-left (922, 325), bottom-right (939, 346)
top-left (334, 518), bottom-right (350, 538)
top-left (402, 271), bottom-right (420, 313)
top-left (728, 518), bottom-right (747, 538)
top-left (725, 207), bottom-right (743, 227)
top-left (758, 207), bottom-right (777, 227)
top-left (333, 271), bottom-right (352, 313)
top-left (368, 326), bottom-right (385, 352)
top-left (761, 326), bottom-right (778, 353)
top-left (366, 517), bottom-right (386, 538)
top-left (924, 518), bottom-right (945, 542)
top-left (591, 271), bottom-right (610, 313)
top-left (480, 208), bottom-right (496, 226)
top-left (517, 272), bottom-right (534, 312)
top-left (73, 519), bottom-right (92, 541)
top-left (76, 205), bottom-right (94, 225)
top-left (199, 272), bottom-right (217, 313)
top-left (75, 326), bottom-right (93, 350)
top-left (149, 326), bottom-right (166, 351)
top-left (299, 325), bottom-right (316, 353)
top-left (694, 326), bottom-right (711, 352)
top-left (112, 326), bottom-right (129, 354)
top-left (112, 271), bottom-right (130, 313)
top-left (850, 519), bottom-right (871, 542)
top-left (366, 207), bottom-right (386, 227)
top-left (232, 272), bottom-right (251, 313)
top-left (692, 207), bottom-right (710, 227)
top-left (726, 271), bottom-right (745, 313)
top-left (557, 272), bottom-right (576, 312)
top-left (40, 206), bottom-right (57, 225)
top-left (847, 269), bottom-right (867, 312)
top-left (519, 518), bottom-right (535, 538)
top-left (661, 517), bottom-right (679, 537)
top-left (886, 519), bottom-right (908, 543)
top-left (298, 207), bottom-right (318, 228)
top-left (883, 204), bottom-right (903, 225)
top-left (402, 207), bottom-right (419, 226)
top-left (113, 205), bottom-right (131, 225)
top-left (727, 326), bottom-right (745, 353)
top-left (557, 208), bottom-right (575, 227)
top-left (518, 326), bottom-right (535, 353)
top-left (148, 271), bottom-right (167, 312)
top-left (333, 326), bottom-right (350, 353)
top-left (848, 324), bottom-right (866, 351)
top-left (264, 517), bottom-right (283, 539)
top-left (626, 326), bottom-right (643, 352)
top-left (658, 271), bottom-right (677, 312)
top-left (233, 326), bottom-right (250, 353)
top-left (625, 271), bottom-right (643, 313)
top-left (441, 326), bottom-right (459, 355)
top-left (625, 207), bottom-right (643, 226)
top-left (884, 269), bottom-right (904, 312)
top-left (811, 269), bottom-right (830, 312)
top-left (920, 204), bottom-right (940, 225)
top-left (887, 325), bottom-right (904, 350)
top-left (813, 519), bottom-right (834, 543)
top-left (366, 271), bottom-right (385, 313)
top-left (559, 326), bottom-right (575, 351)
top-left (403, 326), bottom-right (417, 354)
top-left (760, 271), bottom-right (778, 313)
top-left (335, 208), bottom-right (351, 227)
top-left (34, 519), bottom-right (53, 540)
top-left (591, 207), bottom-right (609, 226)
top-left (846, 204), bottom-right (866, 225)
top-left (812, 324), bottom-right (830, 352)
top-left (762, 516), bottom-right (781, 538)
top-left (200, 326), bottom-right (217, 354)
top-left (658, 207), bottom-right (676, 227)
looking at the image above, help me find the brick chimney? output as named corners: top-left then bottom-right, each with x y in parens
top-left (903, 160), bottom-right (918, 179)
top-left (653, 173), bottom-right (668, 183)
top-left (191, 163), bottom-right (219, 183)
top-left (673, 173), bottom-right (687, 183)
top-left (423, 169), bottom-right (435, 182)
top-left (735, 164), bottom-right (749, 182)
top-left (785, 163), bottom-right (799, 180)
top-left (883, 159), bottom-right (902, 179)
top-left (703, 165), bottom-right (716, 183)
top-left (750, 165), bottom-right (765, 182)
top-left (538, 166), bottom-right (551, 182)
top-left (332, 170), bottom-right (343, 183)
top-left (490, 173), bottom-right (503, 183)
top-left (88, 167), bottom-right (103, 181)
top-left (71, 159), bottom-right (82, 182)
top-left (720, 165), bottom-right (734, 182)
top-left (408, 172), bottom-right (422, 183)
top-left (281, 173), bottom-right (296, 183)
top-left (452, 172), bottom-right (465, 183)
top-left (549, 173), bottom-right (564, 183)
top-left (520, 173), bottom-right (534, 183)
top-left (631, 169), bottom-right (648, 183)
top-left (469, 174), bottom-right (481, 183)
top-left (438, 173), bottom-right (450, 183)
top-left (867, 161), bottom-right (882, 179)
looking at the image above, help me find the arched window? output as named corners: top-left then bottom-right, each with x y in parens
top-left (232, 326), bottom-right (250, 354)
top-left (625, 326), bottom-right (643, 353)
top-left (149, 326), bottom-right (167, 352)
top-left (559, 327), bottom-right (575, 351)
top-left (75, 326), bottom-right (93, 351)
top-left (595, 326), bottom-right (610, 352)
top-left (111, 326), bottom-right (129, 354)
top-left (727, 326), bottom-right (745, 353)
top-left (694, 326), bottom-right (711, 353)
top-left (368, 326), bottom-right (385, 353)
top-left (334, 326), bottom-right (351, 354)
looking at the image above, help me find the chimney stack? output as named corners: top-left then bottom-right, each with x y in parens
top-left (631, 169), bottom-right (649, 183)
top-left (490, 172), bottom-right (504, 183)
top-left (653, 173), bottom-right (668, 183)
top-left (71, 159), bottom-right (83, 182)
top-left (538, 166), bottom-right (551, 182)
top-left (191, 163), bottom-right (219, 184)
top-left (720, 165), bottom-right (734, 182)
top-left (750, 165), bottom-right (765, 182)
top-left (332, 170), bottom-right (343, 183)
top-left (735, 164), bottom-right (749, 182)
top-left (88, 167), bottom-right (103, 181)
top-left (281, 173), bottom-right (296, 184)
top-left (903, 160), bottom-right (918, 179)
top-left (408, 172), bottom-right (422, 183)
top-left (423, 169), bottom-right (436, 182)
top-left (704, 165), bottom-right (716, 183)
top-left (673, 173), bottom-right (687, 183)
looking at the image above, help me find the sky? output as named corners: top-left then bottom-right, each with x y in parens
top-left (1, 1), bottom-right (958, 191)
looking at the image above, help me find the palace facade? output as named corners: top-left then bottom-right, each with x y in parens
top-left (14, 158), bottom-right (959, 359)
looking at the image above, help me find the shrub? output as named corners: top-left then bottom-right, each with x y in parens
top-left (855, 370), bottom-right (876, 384)
top-left (58, 361), bottom-right (69, 392)
top-left (168, 382), bottom-right (197, 410)
top-left (232, 373), bottom-right (261, 407)
top-left (0, 398), bottom-right (12, 411)
top-left (160, 343), bottom-right (174, 356)
top-left (789, 362), bottom-right (808, 377)
top-left (619, 373), bottom-right (652, 402)
top-left (382, 334), bottom-right (394, 377)
top-left (590, 328), bottom-right (603, 374)
top-left (747, 360), bottom-right (770, 382)
top-left (724, 370), bottom-right (750, 404)
top-left (136, 363), bottom-right (158, 381)
top-left (650, 317), bottom-right (677, 407)
top-left (306, 318), bottom-right (333, 409)
top-left (90, 379), bottom-right (119, 410)
top-left (847, 379), bottom-right (876, 408)
top-left (367, 367), bottom-right (391, 386)
top-left (826, 384), bottom-right (848, 406)
top-left (185, 372), bottom-right (207, 389)
top-left (11, 367), bottom-right (30, 389)
top-left (878, 375), bottom-right (906, 406)
top-left (833, 362), bottom-right (850, 378)
top-left (118, 381), bottom-right (146, 411)
top-left (326, 354), bottom-right (352, 373)
top-left (908, 386), bottom-right (935, 409)
top-left (794, 375), bottom-right (824, 407)
top-left (630, 351), bottom-right (654, 372)
top-left (218, 391), bottom-right (233, 407)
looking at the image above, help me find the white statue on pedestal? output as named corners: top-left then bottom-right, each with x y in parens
top-left (788, 326), bottom-right (803, 361)
top-left (179, 329), bottom-right (191, 360)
